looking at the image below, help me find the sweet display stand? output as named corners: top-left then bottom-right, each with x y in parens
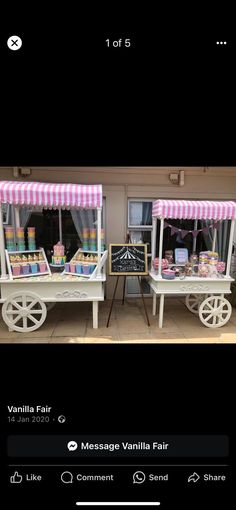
top-left (0, 181), bottom-right (107, 332)
top-left (150, 199), bottom-right (236, 329)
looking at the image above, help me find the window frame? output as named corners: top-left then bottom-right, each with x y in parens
top-left (128, 198), bottom-right (154, 229)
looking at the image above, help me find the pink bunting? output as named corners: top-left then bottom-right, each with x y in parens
top-left (170, 226), bottom-right (179, 236)
top-left (164, 222), bottom-right (213, 237)
top-left (181, 229), bottom-right (189, 239)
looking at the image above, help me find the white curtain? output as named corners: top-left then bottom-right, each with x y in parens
top-left (201, 220), bottom-right (230, 262)
top-left (70, 209), bottom-right (97, 241)
top-left (19, 207), bottom-right (32, 228)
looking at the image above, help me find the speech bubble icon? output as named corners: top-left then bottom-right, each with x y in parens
top-left (67, 441), bottom-right (78, 451)
top-left (133, 471), bottom-right (146, 484)
top-left (61, 471), bottom-right (73, 484)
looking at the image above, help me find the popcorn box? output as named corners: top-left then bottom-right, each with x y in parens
top-left (38, 262), bottom-right (47, 273)
top-left (82, 265), bottom-right (90, 275)
top-left (21, 264), bottom-right (30, 275)
top-left (12, 265), bottom-right (21, 276)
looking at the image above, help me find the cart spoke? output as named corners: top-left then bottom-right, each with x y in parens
top-left (2, 291), bottom-right (47, 333)
top-left (28, 314), bottom-right (40, 325)
top-left (199, 296), bottom-right (232, 328)
top-left (27, 299), bottom-right (38, 310)
top-left (204, 313), bottom-right (213, 322)
top-left (12, 315), bottom-right (21, 325)
top-left (11, 300), bottom-right (22, 311)
top-left (6, 309), bottom-right (22, 315)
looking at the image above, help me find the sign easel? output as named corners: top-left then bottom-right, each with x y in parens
top-left (106, 242), bottom-right (150, 327)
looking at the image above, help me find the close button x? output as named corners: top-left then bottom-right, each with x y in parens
top-left (7, 35), bottom-right (22, 51)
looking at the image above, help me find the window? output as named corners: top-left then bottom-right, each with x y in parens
top-left (127, 199), bottom-right (154, 297)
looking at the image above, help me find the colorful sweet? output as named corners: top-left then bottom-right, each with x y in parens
top-left (153, 258), bottom-right (169, 271)
top-left (52, 242), bottom-right (66, 265)
top-left (217, 261), bottom-right (226, 277)
top-left (162, 269), bottom-right (175, 280)
top-left (198, 263), bottom-right (209, 278)
top-left (190, 253), bottom-right (198, 265)
top-left (199, 252), bottom-right (209, 263)
top-left (184, 262), bottom-right (193, 276)
top-left (207, 251), bottom-right (219, 259)
top-left (209, 256), bottom-right (218, 266)
top-left (165, 250), bottom-right (174, 264)
top-left (53, 241), bottom-right (65, 256)
top-left (208, 264), bottom-right (218, 278)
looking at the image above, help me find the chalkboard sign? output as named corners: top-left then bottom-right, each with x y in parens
top-left (109, 244), bottom-right (148, 276)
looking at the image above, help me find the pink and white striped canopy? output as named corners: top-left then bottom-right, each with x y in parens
top-left (0, 181), bottom-right (103, 209)
top-left (152, 199), bottom-right (236, 220)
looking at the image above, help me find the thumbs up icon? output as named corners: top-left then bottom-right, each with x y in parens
top-left (10, 471), bottom-right (23, 484)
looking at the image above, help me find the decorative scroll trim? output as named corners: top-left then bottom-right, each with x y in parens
top-left (180, 284), bottom-right (210, 292)
top-left (55, 291), bottom-right (88, 299)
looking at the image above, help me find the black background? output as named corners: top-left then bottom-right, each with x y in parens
top-left (0, 7), bottom-right (236, 509)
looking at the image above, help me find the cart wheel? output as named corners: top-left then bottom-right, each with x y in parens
top-left (199, 296), bottom-right (232, 328)
top-left (46, 302), bottom-right (56, 311)
top-left (2, 291), bottom-right (47, 333)
top-left (185, 294), bottom-right (210, 314)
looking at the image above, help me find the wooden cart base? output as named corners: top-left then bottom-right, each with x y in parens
top-left (149, 273), bottom-right (234, 329)
top-left (0, 277), bottom-right (106, 332)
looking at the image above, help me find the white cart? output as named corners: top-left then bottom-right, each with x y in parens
top-left (0, 180), bottom-right (107, 332)
top-left (149, 199), bottom-right (236, 328)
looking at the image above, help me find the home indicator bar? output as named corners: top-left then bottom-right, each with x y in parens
top-left (75, 504), bottom-right (161, 507)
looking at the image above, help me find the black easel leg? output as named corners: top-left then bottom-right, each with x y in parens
top-left (137, 276), bottom-right (150, 327)
top-left (106, 276), bottom-right (119, 327)
top-left (122, 276), bottom-right (126, 305)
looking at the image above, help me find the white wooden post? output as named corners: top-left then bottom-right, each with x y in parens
top-left (226, 219), bottom-right (235, 277)
top-left (0, 203), bottom-right (7, 279)
top-left (97, 207), bottom-right (102, 278)
top-left (193, 219), bottom-right (198, 252)
top-left (58, 208), bottom-right (62, 243)
top-left (158, 217), bottom-right (164, 277)
top-left (212, 226), bottom-right (217, 252)
top-left (152, 216), bottom-right (157, 263)
top-left (92, 301), bottom-right (98, 328)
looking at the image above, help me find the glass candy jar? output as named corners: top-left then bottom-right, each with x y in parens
top-left (165, 250), bottom-right (174, 265)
